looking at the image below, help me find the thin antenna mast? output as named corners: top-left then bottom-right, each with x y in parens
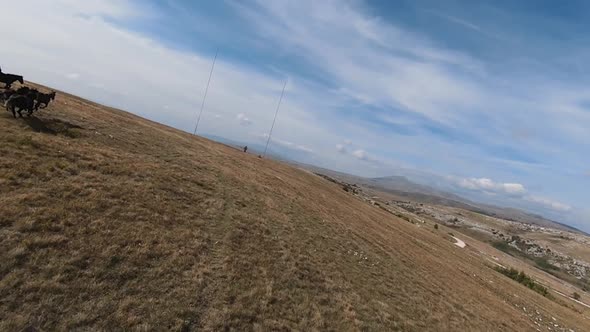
top-left (264, 79), bottom-right (288, 157)
top-left (193, 48), bottom-right (218, 135)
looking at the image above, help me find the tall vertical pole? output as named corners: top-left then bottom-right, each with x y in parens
top-left (264, 79), bottom-right (288, 157)
top-left (193, 48), bottom-right (218, 135)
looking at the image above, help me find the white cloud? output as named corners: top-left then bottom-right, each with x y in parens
top-left (525, 195), bottom-right (571, 212)
top-left (502, 183), bottom-right (527, 195)
top-left (237, 113), bottom-right (252, 126)
top-left (457, 177), bottom-right (527, 196)
top-left (352, 149), bottom-right (368, 161)
top-left (336, 144), bottom-right (346, 153)
top-left (344, 139), bottom-right (352, 145)
top-left (439, 175), bottom-right (575, 216)
top-left (260, 133), bottom-right (313, 153)
top-left (65, 73), bottom-right (80, 80)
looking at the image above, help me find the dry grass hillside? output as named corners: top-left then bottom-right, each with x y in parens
top-left (1, 83), bottom-right (589, 331)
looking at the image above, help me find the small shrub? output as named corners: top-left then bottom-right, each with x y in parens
top-left (573, 292), bottom-right (581, 300)
top-left (494, 266), bottom-right (550, 297)
top-left (18, 135), bottom-right (41, 149)
top-left (63, 129), bottom-right (82, 138)
top-left (434, 224), bottom-right (439, 230)
top-left (395, 213), bottom-right (411, 222)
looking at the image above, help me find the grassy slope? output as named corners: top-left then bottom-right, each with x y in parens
top-left (1, 85), bottom-right (588, 331)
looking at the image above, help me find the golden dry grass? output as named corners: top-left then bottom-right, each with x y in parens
top-left (1, 83), bottom-right (589, 331)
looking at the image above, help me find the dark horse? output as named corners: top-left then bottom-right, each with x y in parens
top-left (5, 94), bottom-right (35, 118)
top-left (0, 66), bottom-right (24, 89)
top-left (35, 91), bottom-right (56, 110)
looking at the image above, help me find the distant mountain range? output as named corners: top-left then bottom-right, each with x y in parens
top-left (201, 136), bottom-right (584, 235)
top-left (297, 164), bottom-right (585, 235)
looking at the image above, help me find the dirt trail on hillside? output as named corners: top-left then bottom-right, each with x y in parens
top-left (453, 237), bottom-right (466, 248)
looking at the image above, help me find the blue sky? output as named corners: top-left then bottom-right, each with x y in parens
top-left (1, 0), bottom-right (589, 230)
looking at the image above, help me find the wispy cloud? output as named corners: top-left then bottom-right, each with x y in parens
top-left (65, 73), bottom-right (80, 80)
top-left (449, 175), bottom-right (571, 213)
top-left (525, 195), bottom-right (571, 212)
top-left (457, 177), bottom-right (526, 196)
top-left (425, 9), bottom-right (508, 41)
top-left (232, 0), bottom-right (485, 124)
top-left (352, 149), bottom-right (369, 161)
top-left (434, 13), bottom-right (483, 32)
top-left (237, 113), bottom-right (252, 126)
top-left (259, 134), bottom-right (313, 153)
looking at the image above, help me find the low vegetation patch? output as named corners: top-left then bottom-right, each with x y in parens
top-left (492, 241), bottom-right (561, 276)
top-left (533, 257), bottom-right (560, 273)
top-left (394, 213), bottom-right (412, 223)
top-left (17, 135), bottom-right (42, 149)
top-left (494, 266), bottom-right (550, 298)
top-left (491, 240), bottom-right (517, 256)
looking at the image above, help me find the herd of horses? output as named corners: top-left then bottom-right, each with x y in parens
top-left (0, 67), bottom-right (57, 118)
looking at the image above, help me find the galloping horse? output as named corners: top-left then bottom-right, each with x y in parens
top-left (0, 66), bottom-right (24, 89)
top-left (35, 91), bottom-right (56, 110)
top-left (5, 94), bottom-right (35, 118)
